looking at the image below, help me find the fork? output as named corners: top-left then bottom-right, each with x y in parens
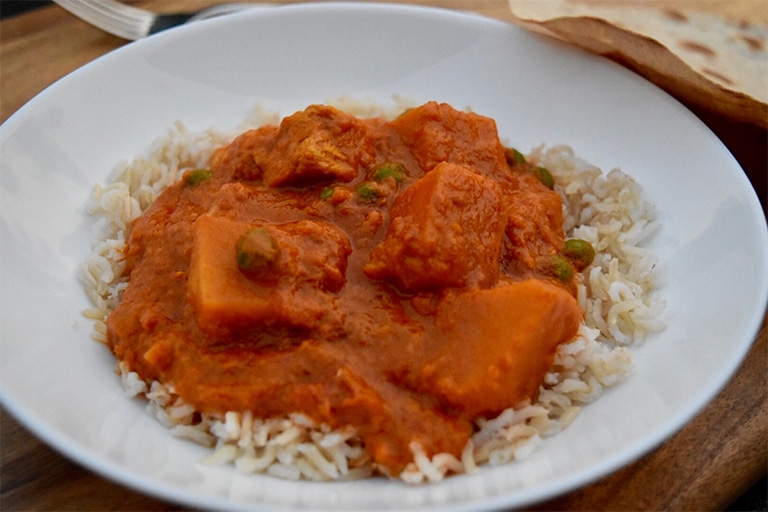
top-left (52, 0), bottom-right (269, 40)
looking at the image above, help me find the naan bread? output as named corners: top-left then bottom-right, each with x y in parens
top-left (508, 0), bottom-right (767, 127)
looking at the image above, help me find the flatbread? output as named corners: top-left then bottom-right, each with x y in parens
top-left (508, 0), bottom-right (768, 127)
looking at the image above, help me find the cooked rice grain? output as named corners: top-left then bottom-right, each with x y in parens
top-left (83, 105), bottom-right (665, 484)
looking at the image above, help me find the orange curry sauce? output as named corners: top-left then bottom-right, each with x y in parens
top-left (107, 102), bottom-right (582, 476)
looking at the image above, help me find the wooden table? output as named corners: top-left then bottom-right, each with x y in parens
top-left (1, 1), bottom-right (766, 510)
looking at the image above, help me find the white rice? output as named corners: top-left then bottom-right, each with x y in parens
top-left (81, 103), bottom-right (665, 483)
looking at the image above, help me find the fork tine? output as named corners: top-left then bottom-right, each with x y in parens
top-left (53, 0), bottom-right (155, 40)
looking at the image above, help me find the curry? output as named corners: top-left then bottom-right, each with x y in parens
top-left (106, 102), bottom-right (588, 476)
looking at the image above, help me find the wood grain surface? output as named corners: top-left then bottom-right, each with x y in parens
top-left (1, 2), bottom-right (766, 510)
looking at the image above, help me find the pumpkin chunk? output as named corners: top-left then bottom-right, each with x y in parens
top-left (189, 215), bottom-right (350, 340)
top-left (417, 279), bottom-right (582, 417)
top-left (365, 162), bottom-right (506, 292)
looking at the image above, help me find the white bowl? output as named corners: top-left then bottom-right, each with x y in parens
top-left (1, 3), bottom-right (766, 510)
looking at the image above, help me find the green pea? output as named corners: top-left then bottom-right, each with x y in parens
top-left (320, 187), bottom-right (334, 200)
top-left (532, 166), bottom-right (554, 189)
top-left (547, 255), bottom-right (575, 282)
top-left (356, 182), bottom-right (379, 201)
top-left (562, 239), bottom-right (596, 271)
top-left (236, 227), bottom-right (280, 280)
top-left (184, 169), bottom-right (213, 186)
top-left (505, 148), bottom-right (527, 166)
top-left (371, 162), bottom-right (406, 183)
